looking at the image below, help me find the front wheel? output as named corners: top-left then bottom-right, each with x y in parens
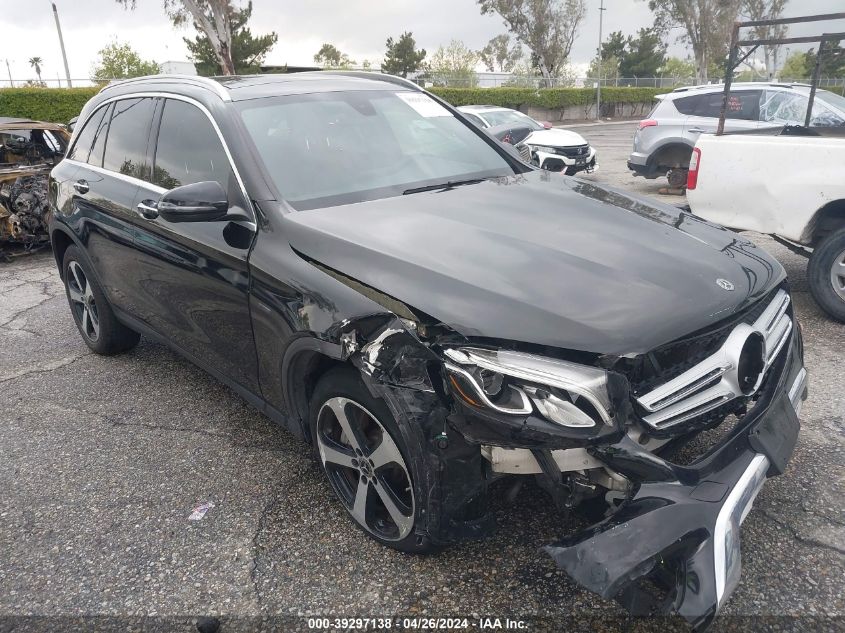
top-left (808, 227), bottom-right (845, 322)
top-left (309, 368), bottom-right (434, 553)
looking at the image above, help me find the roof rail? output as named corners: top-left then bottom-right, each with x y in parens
top-left (98, 74), bottom-right (232, 101)
top-left (326, 70), bottom-right (423, 92)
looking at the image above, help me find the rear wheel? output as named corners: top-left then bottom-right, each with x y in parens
top-left (309, 368), bottom-right (433, 553)
top-left (62, 246), bottom-right (140, 354)
top-left (808, 228), bottom-right (845, 322)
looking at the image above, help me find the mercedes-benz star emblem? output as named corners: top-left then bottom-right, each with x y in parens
top-left (717, 278), bottom-right (735, 291)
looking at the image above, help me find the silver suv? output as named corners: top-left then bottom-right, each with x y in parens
top-left (628, 82), bottom-right (845, 186)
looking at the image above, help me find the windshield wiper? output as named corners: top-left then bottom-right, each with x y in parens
top-left (402, 178), bottom-right (486, 195)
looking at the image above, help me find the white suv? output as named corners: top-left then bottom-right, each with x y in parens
top-left (628, 82), bottom-right (845, 186)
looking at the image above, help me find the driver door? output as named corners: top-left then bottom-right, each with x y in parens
top-left (130, 97), bottom-right (260, 394)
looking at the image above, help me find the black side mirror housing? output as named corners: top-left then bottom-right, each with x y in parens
top-left (157, 181), bottom-right (230, 223)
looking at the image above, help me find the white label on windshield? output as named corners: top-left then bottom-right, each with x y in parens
top-left (396, 92), bottom-right (452, 117)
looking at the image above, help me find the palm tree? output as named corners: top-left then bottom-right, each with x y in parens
top-left (28, 57), bottom-right (43, 85)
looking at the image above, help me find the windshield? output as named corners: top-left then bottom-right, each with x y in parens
top-left (818, 90), bottom-right (845, 114)
top-left (237, 90), bottom-right (515, 210)
top-left (480, 109), bottom-right (544, 131)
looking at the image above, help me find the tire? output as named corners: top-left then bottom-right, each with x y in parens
top-left (309, 367), bottom-right (434, 553)
top-left (808, 227), bottom-right (845, 322)
top-left (62, 245), bottom-right (141, 354)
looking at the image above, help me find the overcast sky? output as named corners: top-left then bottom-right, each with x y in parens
top-left (1, 0), bottom-right (841, 85)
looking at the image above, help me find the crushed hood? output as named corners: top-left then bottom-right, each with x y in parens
top-left (526, 128), bottom-right (589, 147)
top-left (283, 172), bottom-right (785, 356)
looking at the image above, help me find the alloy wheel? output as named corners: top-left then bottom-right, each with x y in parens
top-left (831, 248), bottom-right (845, 302)
top-left (66, 260), bottom-right (100, 341)
top-left (316, 396), bottom-right (414, 541)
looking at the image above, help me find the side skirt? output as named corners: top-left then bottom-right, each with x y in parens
top-left (112, 307), bottom-right (300, 438)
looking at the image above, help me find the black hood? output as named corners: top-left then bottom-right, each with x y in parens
top-left (283, 172), bottom-right (785, 356)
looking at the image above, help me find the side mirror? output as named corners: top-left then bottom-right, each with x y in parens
top-left (542, 121), bottom-right (553, 129)
top-left (156, 181), bottom-right (229, 223)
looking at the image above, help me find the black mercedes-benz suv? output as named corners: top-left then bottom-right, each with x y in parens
top-left (48, 72), bottom-right (807, 629)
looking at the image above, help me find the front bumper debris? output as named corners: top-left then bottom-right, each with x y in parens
top-left (544, 324), bottom-right (805, 630)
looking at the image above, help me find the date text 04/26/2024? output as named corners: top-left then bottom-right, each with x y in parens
top-left (306, 618), bottom-right (528, 630)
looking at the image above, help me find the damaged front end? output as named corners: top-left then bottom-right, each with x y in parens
top-left (340, 296), bottom-right (803, 630)
top-left (288, 236), bottom-right (805, 629)
top-left (0, 121), bottom-right (69, 259)
top-left (542, 319), bottom-right (806, 629)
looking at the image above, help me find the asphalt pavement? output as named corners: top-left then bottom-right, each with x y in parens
top-left (1, 122), bottom-right (843, 632)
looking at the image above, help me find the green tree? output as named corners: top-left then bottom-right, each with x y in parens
top-left (116, 0), bottom-right (241, 75)
top-left (429, 40), bottom-right (480, 87)
top-left (184, 1), bottom-right (276, 75)
top-left (621, 28), bottom-right (666, 77)
top-left (314, 44), bottom-right (355, 69)
top-left (805, 42), bottom-right (845, 78)
top-left (600, 31), bottom-right (627, 62)
top-left (647, 0), bottom-right (741, 83)
top-left (382, 32), bottom-right (426, 78)
top-left (779, 51), bottom-right (809, 79)
top-left (741, 0), bottom-right (788, 79)
top-left (28, 57), bottom-right (44, 85)
top-left (478, 0), bottom-right (587, 87)
top-left (479, 34), bottom-right (523, 72)
top-left (588, 54), bottom-right (620, 80)
top-left (91, 41), bottom-right (160, 82)
top-left (661, 56), bottom-right (696, 80)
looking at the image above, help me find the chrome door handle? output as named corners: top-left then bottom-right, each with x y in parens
top-left (688, 127), bottom-right (705, 133)
top-left (73, 180), bottom-right (89, 194)
top-left (137, 200), bottom-right (159, 220)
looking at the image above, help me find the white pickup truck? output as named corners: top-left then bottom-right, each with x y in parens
top-left (686, 126), bottom-right (845, 321)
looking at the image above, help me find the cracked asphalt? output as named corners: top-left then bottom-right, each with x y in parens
top-left (1, 122), bottom-right (843, 632)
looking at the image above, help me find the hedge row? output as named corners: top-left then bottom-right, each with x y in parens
top-left (429, 86), bottom-right (667, 110)
top-left (1, 84), bottom-right (841, 124)
top-left (0, 87), bottom-right (100, 124)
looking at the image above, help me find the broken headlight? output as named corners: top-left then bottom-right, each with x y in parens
top-left (443, 347), bottom-right (612, 428)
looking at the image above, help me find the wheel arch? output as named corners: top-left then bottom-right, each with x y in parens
top-left (50, 225), bottom-right (77, 280)
top-left (649, 141), bottom-right (694, 171)
top-left (281, 336), bottom-right (348, 443)
top-left (805, 199), bottom-right (845, 247)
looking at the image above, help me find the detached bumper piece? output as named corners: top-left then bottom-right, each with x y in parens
top-left (544, 328), bottom-right (805, 631)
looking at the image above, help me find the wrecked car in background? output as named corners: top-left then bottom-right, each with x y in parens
top-left (48, 73), bottom-right (806, 630)
top-left (0, 118), bottom-right (69, 258)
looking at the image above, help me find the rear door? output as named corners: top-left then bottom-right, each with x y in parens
top-left (130, 97), bottom-right (260, 393)
top-left (61, 97), bottom-right (156, 312)
top-left (681, 89), bottom-right (763, 138)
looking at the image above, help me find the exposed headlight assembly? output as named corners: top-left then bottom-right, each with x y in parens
top-left (529, 145), bottom-right (558, 154)
top-left (444, 347), bottom-right (613, 428)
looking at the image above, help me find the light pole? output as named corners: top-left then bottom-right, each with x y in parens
top-left (52, 3), bottom-right (72, 88)
top-left (596, 0), bottom-right (606, 121)
top-left (5, 59), bottom-right (12, 88)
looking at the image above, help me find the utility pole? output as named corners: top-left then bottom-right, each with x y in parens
top-left (52, 3), bottom-right (72, 87)
top-left (5, 59), bottom-right (12, 88)
top-left (596, 0), bottom-right (606, 121)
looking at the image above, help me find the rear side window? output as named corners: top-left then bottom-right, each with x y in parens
top-left (674, 91), bottom-right (761, 120)
top-left (67, 106), bottom-right (108, 163)
top-left (152, 99), bottom-right (233, 190)
top-left (88, 103), bottom-right (112, 167)
top-left (103, 97), bottom-right (155, 180)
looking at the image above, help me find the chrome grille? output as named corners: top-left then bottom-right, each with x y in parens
top-left (636, 289), bottom-right (792, 430)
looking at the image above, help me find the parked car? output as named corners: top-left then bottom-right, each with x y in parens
top-left (486, 122), bottom-right (533, 163)
top-left (687, 122), bottom-right (845, 321)
top-left (458, 105), bottom-right (597, 174)
top-left (629, 82), bottom-right (845, 186)
top-left (49, 73), bottom-right (805, 629)
top-left (1, 118), bottom-right (70, 253)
